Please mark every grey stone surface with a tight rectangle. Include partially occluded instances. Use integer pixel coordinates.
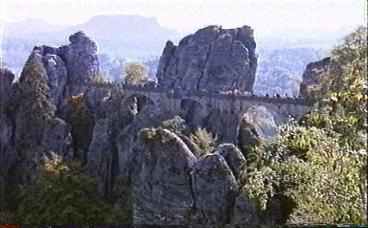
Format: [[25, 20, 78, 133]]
[[230, 193, 259, 225], [0, 67, 15, 109], [87, 118, 111, 177], [242, 106, 278, 138], [0, 115, 13, 149], [116, 104, 175, 179], [58, 31, 100, 84], [32, 31, 100, 108], [300, 57, 331, 99], [192, 153, 237, 224], [44, 118, 73, 158], [237, 106, 277, 153], [156, 25, 258, 92], [214, 143, 246, 180], [177, 133, 202, 158], [33, 46, 68, 108], [131, 128, 197, 224]]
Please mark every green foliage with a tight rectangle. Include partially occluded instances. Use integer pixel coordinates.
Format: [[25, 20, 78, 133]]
[[16, 53, 56, 148], [124, 61, 147, 85], [91, 72, 111, 84], [303, 26, 367, 149], [66, 94, 95, 162], [0, 158, 130, 225], [190, 128, 217, 155], [244, 27, 367, 224], [160, 116, 187, 134], [244, 125, 366, 224]]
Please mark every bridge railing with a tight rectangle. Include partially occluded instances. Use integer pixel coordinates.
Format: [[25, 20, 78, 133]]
[[75, 82, 312, 106]]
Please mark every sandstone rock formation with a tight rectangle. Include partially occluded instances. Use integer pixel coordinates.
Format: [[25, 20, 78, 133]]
[[132, 128, 197, 224], [116, 104, 176, 180], [299, 57, 331, 99], [230, 193, 259, 224], [214, 143, 246, 180], [192, 153, 237, 224], [44, 118, 73, 158], [33, 31, 100, 108], [0, 67, 15, 109], [59, 31, 100, 84], [156, 25, 258, 92], [0, 30, 310, 225], [0, 67, 14, 154], [33, 46, 68, 108], [242, 106, 278, 138], [237, 105, 278, 153], [87, 119, 111, 177]]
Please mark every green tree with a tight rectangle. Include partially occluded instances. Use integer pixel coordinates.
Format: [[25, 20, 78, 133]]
[[1, 158, 130, 225], [244, 27, 367, 224], [91, 72, 110, 84], [160, 116, 187, 134], [124, 61, 147, 85], [16, 52, 56, 148], [190, 128, 217, 155], [66, 94, 95, 163]]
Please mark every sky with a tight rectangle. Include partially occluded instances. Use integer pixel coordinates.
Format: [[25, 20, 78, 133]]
[[0, 0, 366, 36]]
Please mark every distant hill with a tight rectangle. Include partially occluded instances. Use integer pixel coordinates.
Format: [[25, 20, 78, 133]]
[[2, 15, 179, 74], [65, 15, 178, 58], [3, 19, 69, 38]]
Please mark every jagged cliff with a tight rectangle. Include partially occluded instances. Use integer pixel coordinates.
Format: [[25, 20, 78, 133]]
[[0, 28, 309, 225], [156, 25, 258, 92], [299, 57, 331, 99]]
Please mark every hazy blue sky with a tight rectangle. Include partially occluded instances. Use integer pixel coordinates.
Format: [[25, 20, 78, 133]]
[[1, 0, 366, 35]]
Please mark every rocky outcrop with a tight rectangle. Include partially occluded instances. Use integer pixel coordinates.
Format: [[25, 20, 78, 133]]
[[33, 31, 100, 109], [192, 153, 237, 224], [0, 116, 12, 150], [0, 68, 14, 150], [33, 46, 68, 108], [242, 106, 278, 138], [299, 57, 331, 99], [230, 193, 259, 224], [87, 119, 111, 177], [237, 105, 277, 153], [131, 128, 197, 224], [214, 143, 246, 180], [156, 25, 258, 92], [0, 67, 15, 109], [58, 31, 100, 84], [44, 118, 73, 158], [204, 108, 239, 142], [112, 104, 177, 212], [116, 105, 175, 179]]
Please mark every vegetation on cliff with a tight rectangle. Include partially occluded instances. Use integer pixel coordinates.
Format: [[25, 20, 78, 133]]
[[0, 158, 129, 224], [0, 26, 366, 226], [244, 26, 367, 224]]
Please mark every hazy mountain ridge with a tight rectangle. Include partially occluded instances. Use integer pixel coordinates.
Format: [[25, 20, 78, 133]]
[[1, 15, 179, 74]]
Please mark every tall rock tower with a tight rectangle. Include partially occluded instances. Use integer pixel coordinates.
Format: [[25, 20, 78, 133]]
[[156, 25, 258, 92]]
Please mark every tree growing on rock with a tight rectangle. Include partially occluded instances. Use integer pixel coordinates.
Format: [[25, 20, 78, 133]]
[[15, 52, 56, 148], [190, 128, 217, 155], [1, 158, 130, 224], [243, 26, 367, 224], [124, 61, 147, 85]]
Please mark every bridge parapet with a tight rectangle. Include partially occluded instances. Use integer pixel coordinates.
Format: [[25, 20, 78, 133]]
[[77, 82, 313, 116]]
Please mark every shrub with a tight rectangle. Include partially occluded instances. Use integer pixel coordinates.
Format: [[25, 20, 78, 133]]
[[160, 116, 187, 134], [190, 128, 217, 155], [0, 158, 130, 225], [124, 61, 147, 85]]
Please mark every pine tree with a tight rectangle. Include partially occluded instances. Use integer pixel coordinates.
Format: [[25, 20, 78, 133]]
[[15, 52, 56, 148]]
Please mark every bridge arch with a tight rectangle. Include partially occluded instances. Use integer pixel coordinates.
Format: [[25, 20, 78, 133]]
[[122, 94, 155, 113], [180, 98, 206, 128]]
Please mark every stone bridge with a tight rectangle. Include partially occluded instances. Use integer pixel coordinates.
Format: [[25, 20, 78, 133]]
[[83, 82, 313, 142], [119, 84, 311, 121]]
